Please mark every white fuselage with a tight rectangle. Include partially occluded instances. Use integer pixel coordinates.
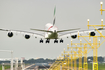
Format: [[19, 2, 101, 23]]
[[45, 23, 58, 39]]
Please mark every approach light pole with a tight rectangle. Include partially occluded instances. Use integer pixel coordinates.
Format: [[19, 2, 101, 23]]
[[100, 2, 105, 15], [0, 50, 13, 70]]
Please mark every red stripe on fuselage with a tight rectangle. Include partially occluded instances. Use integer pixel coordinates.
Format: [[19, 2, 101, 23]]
[[47, 26, 53, 34], [48, 26, 53, 31]]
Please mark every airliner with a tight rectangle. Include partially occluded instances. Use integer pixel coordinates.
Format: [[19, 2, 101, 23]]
[[0, 7, 103, 43]]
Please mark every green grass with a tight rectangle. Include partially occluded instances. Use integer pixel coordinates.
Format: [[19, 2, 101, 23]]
[[88, 63, 92, 69], [0, 65, 10, 70], [88, 63, 105, 70], [0, 65, 2, 70], [97, 63, 105, 70], [68, 63, 105, 70]]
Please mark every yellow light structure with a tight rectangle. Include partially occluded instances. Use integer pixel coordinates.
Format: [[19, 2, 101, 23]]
[[50, 41, 96, 70], [87, 19, 105, 29], [66, 45, 73, 70], [100, 2, 105, 15], [70, 39, 99, 70], [49, 48, 69, 70], [61, 46, 76, 70], [51, 58, 59, 70], [77, 19, 105, 70], [49, 56, 63, 70], [78, 48, 82, 70], [87, 19, 105, 70], [67, 52, 70, 70], [49, 18, 104, 70], [83, 44, 88, 70], [93, 37, 98, 70], [50, 20, 105, 70], [50, 36, 101, 70], [49, 2, 105, 70], [70, 50, 73, 70], [62, 48, 68, 70], [68, 43, 90, 70], [73, 51, 77, 70], [67, 44, 79, 70], [62, 49, 71, 70]]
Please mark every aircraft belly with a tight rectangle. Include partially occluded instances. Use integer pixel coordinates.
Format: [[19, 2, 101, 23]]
[[47, 33, 58, 39]]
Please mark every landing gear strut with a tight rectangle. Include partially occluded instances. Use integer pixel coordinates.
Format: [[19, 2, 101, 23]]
[[40, 39, 43, 43], [54, 39, 58, 43], [46, 39, 50, 43], [60, 39, 63, 43]]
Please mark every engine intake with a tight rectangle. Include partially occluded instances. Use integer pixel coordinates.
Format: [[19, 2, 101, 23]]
[[90, 32, 95, 36], [8, 32, 13, 37], [25, 35, 30, 39], [71, 35, 77, 39]]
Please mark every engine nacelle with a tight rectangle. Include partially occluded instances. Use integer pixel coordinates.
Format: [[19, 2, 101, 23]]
[[25, 35, 30, 39], [90, 32, 95, 36], [71, 35, 77, 39], [8, 32, 13, 37]]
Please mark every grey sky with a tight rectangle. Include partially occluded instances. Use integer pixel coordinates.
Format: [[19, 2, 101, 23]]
[[0, 0, 105, 59]]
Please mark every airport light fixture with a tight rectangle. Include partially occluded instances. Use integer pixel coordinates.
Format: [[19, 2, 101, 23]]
[[100, 2, 105, 15], [87, 19, 90, 29]]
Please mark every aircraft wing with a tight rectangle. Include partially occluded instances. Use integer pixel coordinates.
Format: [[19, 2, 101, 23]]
[[57, 28, 80, 33], [30, 28, 53, 33], [59, 28, 105, 38], [0, 28, 45, 38]]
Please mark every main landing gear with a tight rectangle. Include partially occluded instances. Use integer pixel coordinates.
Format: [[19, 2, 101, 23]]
[[54, 39, 63, 43], [60, 39, 63, 43], [40, 39, 43, 43], [39, 39, 63, 43], [40, 39, 50, 43], [54, 39, 58, 43], [46, 39, 50, 43]]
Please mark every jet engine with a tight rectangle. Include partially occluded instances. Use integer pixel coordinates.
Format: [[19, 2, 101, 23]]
[[8, 32, 13, 37], [25, 35, 30, 39], [71, 35, 77, 39], [90, 32, 95, 36]]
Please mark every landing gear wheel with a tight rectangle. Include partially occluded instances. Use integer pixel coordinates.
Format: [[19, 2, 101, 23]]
[[40, 39, 43, 43], [46, 39, 50, 43], [54, 39, 58, 43], [60, 39, 63, 43]]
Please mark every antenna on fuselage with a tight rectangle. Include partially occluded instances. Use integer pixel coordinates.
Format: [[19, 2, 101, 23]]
[[53, 6, 56, 26]]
